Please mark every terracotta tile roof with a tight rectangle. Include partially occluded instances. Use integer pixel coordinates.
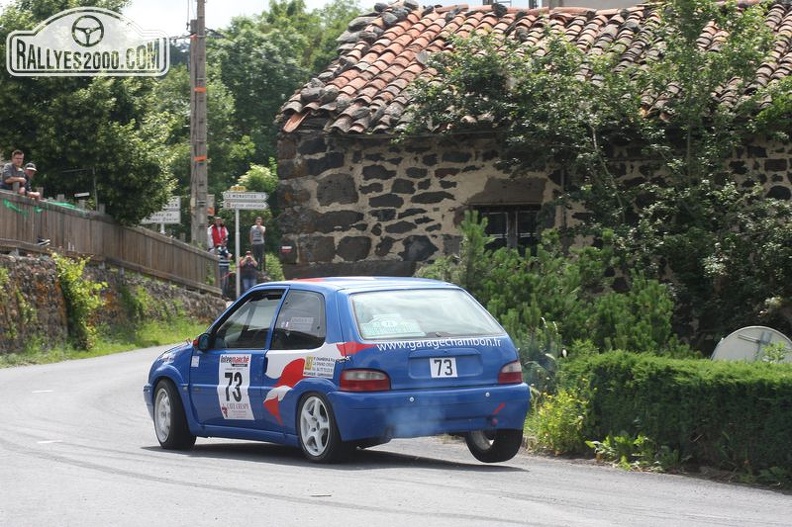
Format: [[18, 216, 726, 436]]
[[279, 0, 792, 135]]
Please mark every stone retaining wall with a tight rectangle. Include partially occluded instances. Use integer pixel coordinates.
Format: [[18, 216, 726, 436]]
[[0, 253, 227, 354]]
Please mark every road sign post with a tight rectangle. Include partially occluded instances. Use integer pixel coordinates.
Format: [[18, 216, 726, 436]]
[[222, 190, 268, 298]]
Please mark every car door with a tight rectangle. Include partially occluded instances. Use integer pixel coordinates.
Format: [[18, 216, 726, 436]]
[[259, 289, 330, 431], [189, 288, 285, 428]]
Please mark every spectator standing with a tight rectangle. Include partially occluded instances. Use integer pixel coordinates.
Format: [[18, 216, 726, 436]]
[[249, 216, 266, 271], [23, 163, 41, 201], [1, 150, 27, 194], [2, 153, 49, 245], [25, 162, 49, 246], [207, 216, 230, 259], [239, 251, 258, 294]]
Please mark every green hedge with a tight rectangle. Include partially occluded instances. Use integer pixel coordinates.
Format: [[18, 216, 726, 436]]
[[561, 352, 792, 472]]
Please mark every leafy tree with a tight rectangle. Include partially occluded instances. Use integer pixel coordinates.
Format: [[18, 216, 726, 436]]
[[0, 0, 360, 231], [405, 0, 792, 352], [146, 63, 254, 240], [209, 0, 362, 163], [0, 0, 176, 225]]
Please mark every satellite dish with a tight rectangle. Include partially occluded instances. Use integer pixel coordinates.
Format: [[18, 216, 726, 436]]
[[712, 326, 792, 363]]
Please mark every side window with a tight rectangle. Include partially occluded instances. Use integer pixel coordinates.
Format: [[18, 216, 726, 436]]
[[214, 289, 284, 349], [271, 290, 326, 350]]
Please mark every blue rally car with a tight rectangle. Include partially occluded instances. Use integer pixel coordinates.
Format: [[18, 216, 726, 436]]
[[144, 277, 530, 463]]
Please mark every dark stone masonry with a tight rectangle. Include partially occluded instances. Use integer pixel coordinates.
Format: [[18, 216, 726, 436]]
[[277, 132, 792, 279]]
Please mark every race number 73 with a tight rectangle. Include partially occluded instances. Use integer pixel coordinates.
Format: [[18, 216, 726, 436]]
[[430, 357, 457, 378], [224, 371, 243, 402]]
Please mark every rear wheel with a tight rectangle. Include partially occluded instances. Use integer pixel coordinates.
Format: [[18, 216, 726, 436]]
[[297, 393, 351, 463], [153, 380, 196, 450], [465, 429, 523, 463]]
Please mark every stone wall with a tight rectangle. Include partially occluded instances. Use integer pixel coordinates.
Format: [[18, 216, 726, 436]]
[[277, 131, 792, 278], [277, 132, 564, 278], [0, 253, 227, 354]]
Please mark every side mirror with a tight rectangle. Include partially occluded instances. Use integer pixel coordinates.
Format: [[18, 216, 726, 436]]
[[194, 333, 211, 351]]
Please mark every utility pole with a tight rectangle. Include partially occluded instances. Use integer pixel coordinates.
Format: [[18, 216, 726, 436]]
[[190, 0, 208, 247]]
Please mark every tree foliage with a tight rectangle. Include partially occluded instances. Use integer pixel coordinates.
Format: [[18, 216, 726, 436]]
[[0, 0, 360, 231], [210, 0, 362, 164], [405, 0, 792, 351], [0, 0, 176, 224], [417, 212, 688, 356]]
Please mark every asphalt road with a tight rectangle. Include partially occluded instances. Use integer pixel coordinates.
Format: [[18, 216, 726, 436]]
[[0, 345, 789, 527]]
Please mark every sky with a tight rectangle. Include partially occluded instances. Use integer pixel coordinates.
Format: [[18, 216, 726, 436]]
[[122, 0, 361, 37]]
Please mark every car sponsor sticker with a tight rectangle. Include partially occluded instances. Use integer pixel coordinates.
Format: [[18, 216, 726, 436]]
[[280, 316, 314, 333], [217, 354, 254, 420], [374, 337, 504, 351], [303, 355, 335, 378], [359, 315, 423, 338]]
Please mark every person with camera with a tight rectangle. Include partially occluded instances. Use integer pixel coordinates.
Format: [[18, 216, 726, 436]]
[[239, 251, 259, 294]]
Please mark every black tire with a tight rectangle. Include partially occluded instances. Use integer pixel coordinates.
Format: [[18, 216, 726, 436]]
[[153, 380, 196, 450], [465, 429, 523, 463], [297, 393, 352, 463]]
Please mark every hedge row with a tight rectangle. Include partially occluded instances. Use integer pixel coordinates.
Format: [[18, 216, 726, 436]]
[[560, 352, 792, 472]]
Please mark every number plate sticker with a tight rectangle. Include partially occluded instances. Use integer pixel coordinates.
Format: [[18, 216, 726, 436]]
[[217, 354, 254, 420], [430, 357, 458, 378]]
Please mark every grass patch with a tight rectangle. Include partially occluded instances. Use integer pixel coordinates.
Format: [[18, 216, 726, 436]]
[[0, 317, 208, 368]]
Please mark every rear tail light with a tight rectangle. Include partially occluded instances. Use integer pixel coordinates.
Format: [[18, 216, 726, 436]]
[[498, 360, 524, 384], [340, 369, 391, 392]]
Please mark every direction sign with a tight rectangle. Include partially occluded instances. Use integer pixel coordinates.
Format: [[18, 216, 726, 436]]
[[222, 191, 269, 210], [142, 196, 182, 224], [223, 191, 268, 201], [141, 210, 180, 224], [223, 201, 270, 210], [163, 196, 180, 210]]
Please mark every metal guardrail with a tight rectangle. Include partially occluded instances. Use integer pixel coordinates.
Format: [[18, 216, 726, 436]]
[[0, 191, 222, 295]]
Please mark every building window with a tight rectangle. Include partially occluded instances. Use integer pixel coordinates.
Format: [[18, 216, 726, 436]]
[[476, 206, 540, 255]]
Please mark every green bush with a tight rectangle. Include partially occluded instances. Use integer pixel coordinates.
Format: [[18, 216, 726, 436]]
[[561, 352, 792, 474], [516, 318, 564, 397], [526, 389, 588, 455], [417, 215, 691, 356], [118, 283, 150, 323], [53, 253, 105, 350], [264, 251, 285, 281]]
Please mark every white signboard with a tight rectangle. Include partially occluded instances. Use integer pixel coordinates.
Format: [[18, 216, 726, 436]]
[[224, 201, 269, 210], [141, 210, 179, 224], [141, 196, 181, 224], [163, 196, 180, 210], [222, 191, 268, 210]]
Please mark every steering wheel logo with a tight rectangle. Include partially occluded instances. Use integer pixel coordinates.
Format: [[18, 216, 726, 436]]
[[71, 15, 105, 47]]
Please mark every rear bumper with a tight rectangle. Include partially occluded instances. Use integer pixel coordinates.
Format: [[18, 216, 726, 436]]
[[328, 383, 530, 442]]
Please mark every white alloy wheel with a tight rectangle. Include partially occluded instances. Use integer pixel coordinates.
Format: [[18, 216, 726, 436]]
[[297, 393, 351, 463], [154, 386, 173, 444], [152, 381, 196, 450], [299, 395, 331, 456]]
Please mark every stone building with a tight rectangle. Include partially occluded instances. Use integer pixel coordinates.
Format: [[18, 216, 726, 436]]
[[275, 0, 792, 278]]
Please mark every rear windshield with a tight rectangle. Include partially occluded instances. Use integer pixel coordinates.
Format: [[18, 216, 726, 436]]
[[350, 288, 503, 340]]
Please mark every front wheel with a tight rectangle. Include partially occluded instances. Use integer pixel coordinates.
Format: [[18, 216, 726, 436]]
[[465, 429, 523, 463], [297, 393, 352, 463], [153, 380, 196, 450]]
